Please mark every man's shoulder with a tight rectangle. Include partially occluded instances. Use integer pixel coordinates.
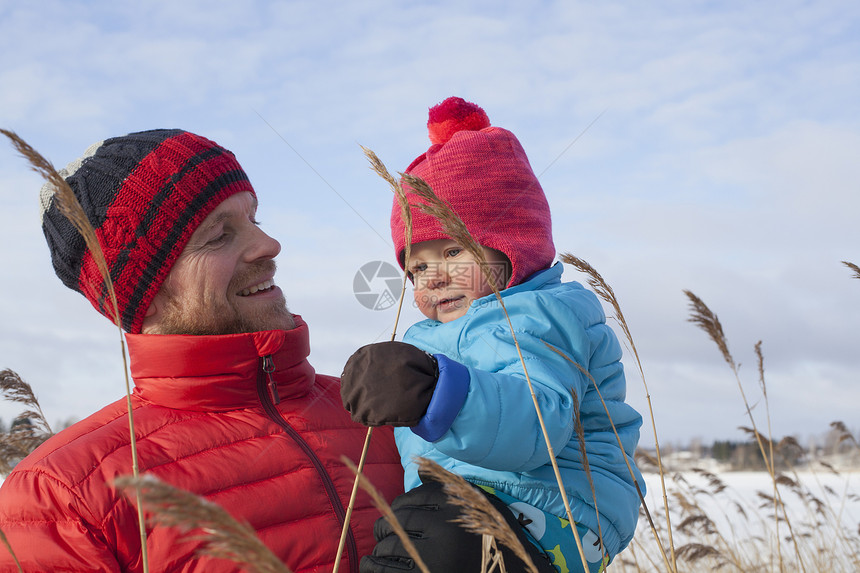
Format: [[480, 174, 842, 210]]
[[9, 396, 142, 485]]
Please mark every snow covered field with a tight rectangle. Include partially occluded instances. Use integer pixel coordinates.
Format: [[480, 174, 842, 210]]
[[1, 467, 857, 569], [643, 467, 860, 526], [619, 468, 860, 570]]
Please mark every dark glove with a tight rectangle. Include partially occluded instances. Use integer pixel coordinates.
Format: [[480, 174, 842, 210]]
[[359, 478, 556, 573], [341, 341, 439, 427]]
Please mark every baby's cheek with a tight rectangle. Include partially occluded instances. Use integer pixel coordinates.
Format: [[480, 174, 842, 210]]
[[413, 290, 434, 317]]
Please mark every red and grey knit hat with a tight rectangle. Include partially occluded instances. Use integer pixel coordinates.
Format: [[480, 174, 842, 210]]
[[391, 97, 555, 288], [39, 129, 256, 333]]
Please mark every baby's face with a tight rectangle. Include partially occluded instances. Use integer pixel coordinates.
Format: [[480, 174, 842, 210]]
[[408, 239, 510, 323]]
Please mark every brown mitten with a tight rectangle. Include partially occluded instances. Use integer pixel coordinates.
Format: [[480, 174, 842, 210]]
[[340, 341, 438, 427]]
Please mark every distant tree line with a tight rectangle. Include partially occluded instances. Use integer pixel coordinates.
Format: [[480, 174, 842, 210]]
[[638, 423, 859, 472], [708, 440, 804, 470]]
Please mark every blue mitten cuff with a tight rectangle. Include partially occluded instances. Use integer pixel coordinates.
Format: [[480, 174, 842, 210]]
[[411, 353, 470, 442]]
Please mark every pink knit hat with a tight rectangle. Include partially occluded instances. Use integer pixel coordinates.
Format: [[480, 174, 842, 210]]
[[391, 96, 555, 288]]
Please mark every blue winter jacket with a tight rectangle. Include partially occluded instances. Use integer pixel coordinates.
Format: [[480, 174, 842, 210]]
[[396, 263, 644, 558]]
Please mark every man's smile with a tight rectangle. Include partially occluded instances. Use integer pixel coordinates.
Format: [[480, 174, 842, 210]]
[[238, 278, 275, 297]]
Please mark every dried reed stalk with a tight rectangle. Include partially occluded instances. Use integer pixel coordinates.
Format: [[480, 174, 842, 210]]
[[755, 340, 781, 572], [623, 537, 657, 572], [0, 370, 47, 571], [683, 290, 806, 573], [799, 431, 860, 567], [417, 457, 538, 573], [341, 457, 431, 573], [559, 253, 677, 572], [570, 387, 601, 530], [0, 440, 35, 477], [676, 543, 722, 563], [653, 452, 860, 573], [400, 171, 591, 573], [332, 147, 417, 573], [115, 475, 290, 573], [544, 343, 672, 573], [0, 370, 53, 475], [0, 529, 22, 573], [0, 369, 52, 436], [361, 145, 414, 339], [843, 261, 860, 280], [481, 534, 508, 573], [333, 424, 372, 573], [661, 472, 747, 571], [830, 421, 858, 447], [1, 129, 149, 572]]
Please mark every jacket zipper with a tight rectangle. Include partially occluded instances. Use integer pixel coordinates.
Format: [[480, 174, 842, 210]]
[[256, 355, 358, 573], [262, 355, 280, 404]]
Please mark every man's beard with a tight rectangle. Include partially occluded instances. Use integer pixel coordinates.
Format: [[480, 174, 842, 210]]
[[153, 263, 296, 336]]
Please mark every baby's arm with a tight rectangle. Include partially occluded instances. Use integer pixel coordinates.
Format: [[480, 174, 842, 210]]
[[419, 310, 598, 472], [340, 285, 622, 473]]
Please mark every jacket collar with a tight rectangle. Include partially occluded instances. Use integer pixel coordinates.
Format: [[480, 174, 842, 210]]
[[500, 261, 563, 296], [125, 315, 316, 411]]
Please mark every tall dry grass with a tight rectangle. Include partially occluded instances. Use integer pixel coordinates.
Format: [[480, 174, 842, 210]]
[[342, 456, 432, 573], [560, 254, 676, 572], [114, 475, 292, 573], [332, 147, 421, 572], [416, 457, 539, 573], [610, 289, 860, 573], [621, 447, 860, 571], [0, 370, 52, 476], [684, 290, 804, 570]]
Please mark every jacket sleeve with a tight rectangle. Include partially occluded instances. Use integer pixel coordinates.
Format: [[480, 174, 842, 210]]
[[427, 287, 620, 473], [0, 469, 123, 571]]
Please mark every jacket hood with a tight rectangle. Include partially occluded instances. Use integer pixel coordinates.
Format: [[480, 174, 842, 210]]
[[125, 315, 316, 411]]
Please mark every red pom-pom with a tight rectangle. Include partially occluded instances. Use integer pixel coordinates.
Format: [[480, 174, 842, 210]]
[[427, 97, 491, 145]]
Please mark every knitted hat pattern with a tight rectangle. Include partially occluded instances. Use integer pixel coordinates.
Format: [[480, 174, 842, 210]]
[[39, 129, 256, 333], [391, 97, 555, 288]]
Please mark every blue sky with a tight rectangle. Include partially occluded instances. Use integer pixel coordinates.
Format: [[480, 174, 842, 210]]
[[1, 0, 858, 446]]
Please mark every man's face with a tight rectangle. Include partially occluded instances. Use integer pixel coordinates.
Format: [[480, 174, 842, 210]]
[[143, 192, 295, 335]]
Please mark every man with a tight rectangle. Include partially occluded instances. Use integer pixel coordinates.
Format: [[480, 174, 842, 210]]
[[0, 129, 403, 572]]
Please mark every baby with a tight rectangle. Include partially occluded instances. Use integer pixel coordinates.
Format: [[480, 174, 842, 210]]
[[342, 97, 643, 573]]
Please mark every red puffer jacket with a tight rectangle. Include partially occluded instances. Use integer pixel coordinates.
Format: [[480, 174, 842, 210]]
[[0, 317, 403, 572]]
